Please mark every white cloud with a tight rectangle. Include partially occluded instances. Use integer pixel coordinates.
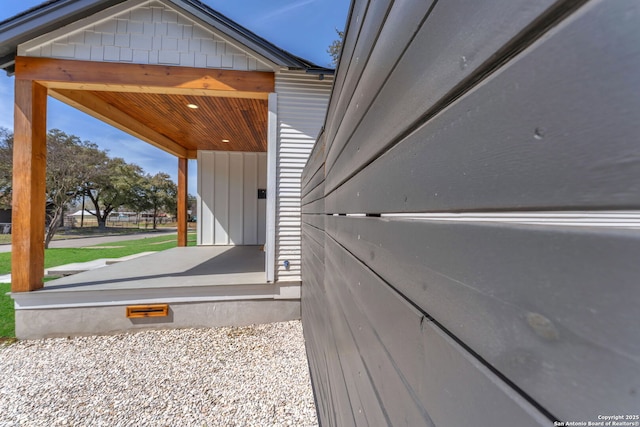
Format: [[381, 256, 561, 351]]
[[256, 0, 318, 22]]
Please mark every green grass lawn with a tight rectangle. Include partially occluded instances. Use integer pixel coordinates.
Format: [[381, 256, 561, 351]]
[[0, 232, 196, 339], [0, 283, 13, 339]]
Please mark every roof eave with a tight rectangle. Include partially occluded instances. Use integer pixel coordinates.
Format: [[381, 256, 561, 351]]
[[0, 0, 334, 75], [166, 0, 331, 71], [0, 0, 127, 73]]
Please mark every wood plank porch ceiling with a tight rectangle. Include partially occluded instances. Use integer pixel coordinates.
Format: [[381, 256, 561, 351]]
[[88, 91, 268, 152], [15, 57, 273, 158]]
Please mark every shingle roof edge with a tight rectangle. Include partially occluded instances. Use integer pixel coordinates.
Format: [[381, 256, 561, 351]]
[[0, 0, 334, 74]]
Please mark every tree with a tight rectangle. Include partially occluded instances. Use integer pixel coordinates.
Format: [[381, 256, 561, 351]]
[[84, 157, 144, 229], [0, 128, 13, 210], [45, 129, 107, 247], [327, 29, 344, 67], [139, 172, 177, 229], [187, 193, 197, 221], [0, 128, 108, 246]]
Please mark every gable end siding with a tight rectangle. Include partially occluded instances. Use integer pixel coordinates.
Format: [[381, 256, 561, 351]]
[[17, 0, 274, 71]]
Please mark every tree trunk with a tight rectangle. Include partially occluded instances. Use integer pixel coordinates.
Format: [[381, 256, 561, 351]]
[[44, 207, 64, 249], [152, 207, 158, 230], [97, 206, 115, 229], [86, 192, 105, 229]]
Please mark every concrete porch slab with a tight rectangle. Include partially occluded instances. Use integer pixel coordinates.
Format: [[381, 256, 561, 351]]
[[0, 252, 158, 283], [45, 251, 157, 276], [38, 246, 267, 292], [11, 246, 301, 339]]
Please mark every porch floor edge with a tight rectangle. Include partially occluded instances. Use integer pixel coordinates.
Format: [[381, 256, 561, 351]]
[[11, 281, 302, 310]]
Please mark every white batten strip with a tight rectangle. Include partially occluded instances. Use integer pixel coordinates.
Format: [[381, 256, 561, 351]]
[[375, 211, 640, 229]]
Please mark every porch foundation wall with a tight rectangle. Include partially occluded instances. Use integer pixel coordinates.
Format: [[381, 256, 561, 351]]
[[15, 300, 300, 339]]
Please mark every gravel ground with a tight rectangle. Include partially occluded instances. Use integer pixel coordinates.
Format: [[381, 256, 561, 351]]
[[0, 321, 318, 427]]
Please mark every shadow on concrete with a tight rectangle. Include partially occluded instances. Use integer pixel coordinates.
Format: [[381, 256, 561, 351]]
[[40, 246, 266, 291]]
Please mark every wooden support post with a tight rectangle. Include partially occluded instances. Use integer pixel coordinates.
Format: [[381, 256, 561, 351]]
[[12, 80, 47, 292], [177, 157, 188, 247]]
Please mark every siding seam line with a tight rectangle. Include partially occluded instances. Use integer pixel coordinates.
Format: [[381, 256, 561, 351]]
[[324, 0, 590, 197], [324, 230, 558, 422], [323, 0, 440, 180]]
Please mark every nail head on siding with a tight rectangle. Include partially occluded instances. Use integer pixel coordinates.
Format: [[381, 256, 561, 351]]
[[459, 55, 468, 70], [526, 312, 559, 340]]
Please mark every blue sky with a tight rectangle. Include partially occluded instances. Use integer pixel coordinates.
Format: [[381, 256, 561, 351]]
[[0, 0, 350, 194]]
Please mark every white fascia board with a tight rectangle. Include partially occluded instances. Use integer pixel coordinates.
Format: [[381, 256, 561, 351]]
[[18, 0, 147, 55], [1, 0, 123, 46]]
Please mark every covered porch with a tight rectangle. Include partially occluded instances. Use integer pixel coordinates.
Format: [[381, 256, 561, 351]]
[[11, 56, 277, 293], [12, 245, 300, 339], [2, 0, 333, 339]]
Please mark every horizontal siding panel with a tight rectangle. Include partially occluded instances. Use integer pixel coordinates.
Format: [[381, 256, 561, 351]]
[[302, 214, 325, 231], [278, 92, 335, 103], [278, 105, 331, 116], [302, 182, 324, 207], [301, 168, 324, 199], [301, 240, 323, 277], [323, 0, 370, 157], [324, 0, 560, 194], [325, 236, 548, 426], [303, 0, 640, 425], [324, 0, 432, 159], [324, 239, 433, 426], [301, 235, 324, 290], [303, 269, 351, 427], [275, 71, 332, 281], [302, 198, 325, 215], [326, 215, 640, 420], [326, 0, 640, 214], [301, 247, 323, 290], [323, 283, 390, 427], [302, 154, 323, 181], [301, 216, 328, 424], [301, 221, 324, 248], [276, 83, 335, 94]]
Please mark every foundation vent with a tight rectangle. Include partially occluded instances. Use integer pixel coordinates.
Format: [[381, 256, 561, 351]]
[[126, 304, 169, 318]]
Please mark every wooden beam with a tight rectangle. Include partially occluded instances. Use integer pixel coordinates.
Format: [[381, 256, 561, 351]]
[[177, 158, 188, 247], [12, 80, 47, 292], [14, 57, 275, 95], [43, 83, 270, 99], [50, 89, 195, 159]]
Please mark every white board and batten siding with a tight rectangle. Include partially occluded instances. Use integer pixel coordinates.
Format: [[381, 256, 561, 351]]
[[197, 151, 266, 246], [274, 70, 333, 282]]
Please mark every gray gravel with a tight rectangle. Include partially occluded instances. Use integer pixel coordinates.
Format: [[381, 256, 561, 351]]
[[0, 321, 318, 427]]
